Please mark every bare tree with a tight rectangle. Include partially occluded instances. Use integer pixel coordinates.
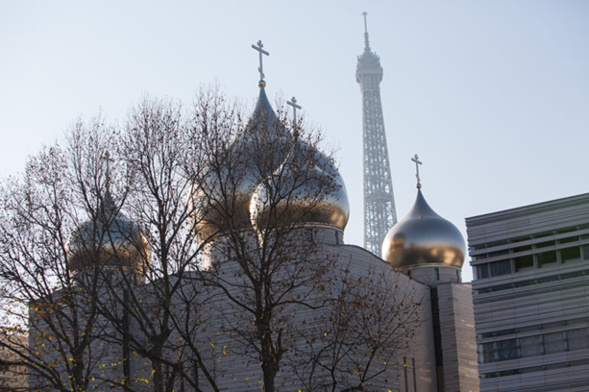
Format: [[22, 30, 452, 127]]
[[288, 264, 422, 391], [0, 88, 422, 392], [75, 97, 216, 392], [0, 121, 124, 391]]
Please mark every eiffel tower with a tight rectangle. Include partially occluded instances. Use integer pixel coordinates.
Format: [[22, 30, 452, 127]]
[[356, 12, 397, 255]]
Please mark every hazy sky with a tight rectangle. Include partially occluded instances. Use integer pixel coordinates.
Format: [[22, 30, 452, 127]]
[[1, 1, 588, 282]]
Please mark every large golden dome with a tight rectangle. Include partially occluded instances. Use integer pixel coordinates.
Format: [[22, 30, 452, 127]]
[[381, 188, 465, 270], [192, 86, 292, 244], [67, 190, 149, 275], [250, 141, 349, 232]]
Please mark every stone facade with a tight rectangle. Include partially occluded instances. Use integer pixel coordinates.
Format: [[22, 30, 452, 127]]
[[29, 224, 479, 391]]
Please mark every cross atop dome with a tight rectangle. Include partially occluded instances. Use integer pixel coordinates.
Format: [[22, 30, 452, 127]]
[[251, 40, 270, 87], [102, 151, 115, 191], [412, 154, 422, 189], [287, 96, 302, 134]]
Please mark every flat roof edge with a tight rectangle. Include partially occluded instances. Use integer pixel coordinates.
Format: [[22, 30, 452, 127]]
[[465, 192, 589, 226]]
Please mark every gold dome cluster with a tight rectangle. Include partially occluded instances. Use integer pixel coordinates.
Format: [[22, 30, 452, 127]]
[[192, 86, 349, 243]]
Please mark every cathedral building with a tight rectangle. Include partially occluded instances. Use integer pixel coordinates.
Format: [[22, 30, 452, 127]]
[[28, 43, 479, 392]]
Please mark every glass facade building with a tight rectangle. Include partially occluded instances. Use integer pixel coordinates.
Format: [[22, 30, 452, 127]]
[[467, 193, 589, 392]]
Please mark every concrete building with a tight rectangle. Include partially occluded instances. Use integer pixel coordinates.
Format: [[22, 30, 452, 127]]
[[467, 193, 589, 391]]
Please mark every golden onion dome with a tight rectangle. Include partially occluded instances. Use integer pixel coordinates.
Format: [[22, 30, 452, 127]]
[[192, 86, 292, 244], [67, 190, 149, 275], [250, 141, 349, 232], [381, 188, 465, 270]]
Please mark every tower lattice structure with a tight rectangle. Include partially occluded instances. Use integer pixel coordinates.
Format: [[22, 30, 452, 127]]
[[356, 14, 397, 255]]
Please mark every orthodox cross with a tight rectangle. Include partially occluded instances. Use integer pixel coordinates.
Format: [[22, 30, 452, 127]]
[[102, 151, 115, 190], [287, 96, 302, 128], [251, 40, 269, 86], [411, 154, 422, 188]]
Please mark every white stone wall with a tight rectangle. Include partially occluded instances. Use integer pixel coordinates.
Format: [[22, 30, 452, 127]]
[[437, 283, 480, 392], [30, 226, 480, 392]]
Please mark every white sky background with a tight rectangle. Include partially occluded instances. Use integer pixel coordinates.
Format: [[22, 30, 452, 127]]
[[1, 1, 588, 283]]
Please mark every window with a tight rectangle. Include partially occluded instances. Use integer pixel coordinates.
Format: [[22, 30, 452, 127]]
[[582, 245, 589, 260], [482, 339, 518, 363], [514, 255, 534, 272], [520, 335, 543, 357], [567, 328, 589, 351], [536, 240, 555, 249], [488, 249, 510, 257], [497, 339, 519, 361], [560, 246, 581, 263], [536, 275, 559, 284], [434, 268, 439, 281], [556, 228, 577, 235], [544, 332, 566, 354], [485, 240, 510, 248], [559, 236, 578, 244], [477, 264, 489, 279], [538, 251, 557, 267], [513, 245, 532, 253], [490, 260, 512, 276]]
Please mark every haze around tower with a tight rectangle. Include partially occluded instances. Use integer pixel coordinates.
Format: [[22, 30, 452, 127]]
[[1, 1, 588, 283]]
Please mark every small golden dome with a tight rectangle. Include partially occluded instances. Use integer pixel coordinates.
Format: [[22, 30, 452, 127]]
[[250, 142, 349, 231], [382, 188, 465, 270], [67, 191, 149, 275]]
